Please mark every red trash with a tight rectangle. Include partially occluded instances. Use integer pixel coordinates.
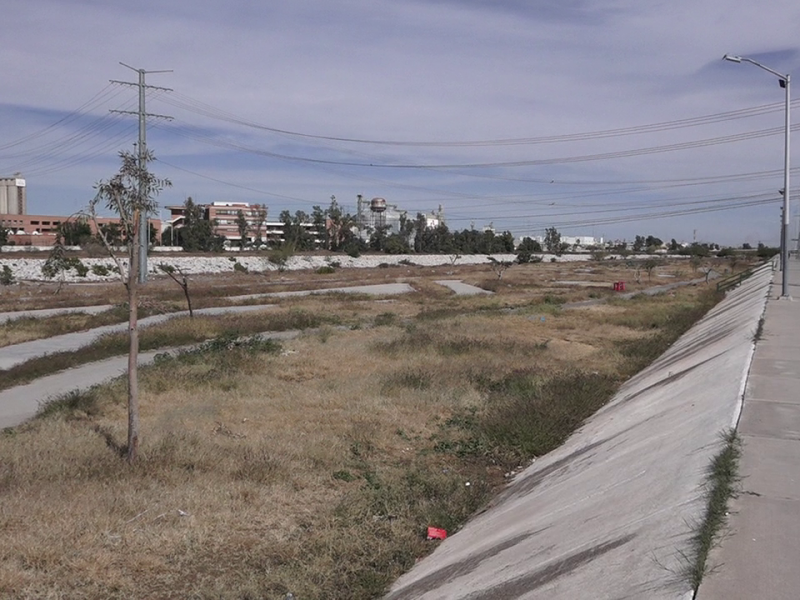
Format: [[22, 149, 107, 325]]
[[426, 527, 447, 540]]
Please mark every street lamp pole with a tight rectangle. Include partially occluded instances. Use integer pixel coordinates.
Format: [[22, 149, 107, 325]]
[[724, 54, 792, 298]]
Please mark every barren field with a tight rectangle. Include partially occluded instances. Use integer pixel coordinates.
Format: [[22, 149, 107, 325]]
[[0, 257, 745, 599]]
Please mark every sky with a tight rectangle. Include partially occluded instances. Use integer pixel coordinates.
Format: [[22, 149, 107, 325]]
[[2, 0, 800, 246]]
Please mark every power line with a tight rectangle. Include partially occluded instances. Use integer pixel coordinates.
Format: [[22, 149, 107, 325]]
[[159, 91, 798, 147], [155, 116, 796, 171]]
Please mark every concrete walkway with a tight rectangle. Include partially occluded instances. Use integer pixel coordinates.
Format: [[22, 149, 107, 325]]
[[697, 260, 800, 600]]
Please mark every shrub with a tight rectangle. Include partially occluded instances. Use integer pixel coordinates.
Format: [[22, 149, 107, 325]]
[[233, 262, 248, 273], [374, 312, 397, 326], [91, 264, 110, 277], [0, 265, 14, 285], [72, 260, 89, 278], [316, 266, 336, 274]]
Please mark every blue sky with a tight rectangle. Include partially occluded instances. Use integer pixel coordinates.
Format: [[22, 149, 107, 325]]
[[2, 0, 800, 245]]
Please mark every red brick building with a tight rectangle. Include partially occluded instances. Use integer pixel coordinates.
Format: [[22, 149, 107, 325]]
[[0, 213, 161, 247]]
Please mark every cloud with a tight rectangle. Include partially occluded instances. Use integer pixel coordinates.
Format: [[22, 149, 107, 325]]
[[1, 0, 799, 245]]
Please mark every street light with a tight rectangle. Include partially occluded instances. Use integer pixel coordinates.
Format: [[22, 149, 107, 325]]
[[723, 54, 792, 298]]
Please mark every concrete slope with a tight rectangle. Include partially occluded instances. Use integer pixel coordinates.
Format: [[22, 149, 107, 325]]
[[386, 264, 772, 600]]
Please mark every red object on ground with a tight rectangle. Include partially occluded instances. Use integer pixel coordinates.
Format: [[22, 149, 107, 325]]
[[426, 527, 447, 540], [613, 281, 626, 291]]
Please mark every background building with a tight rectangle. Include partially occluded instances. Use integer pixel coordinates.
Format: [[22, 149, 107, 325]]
[[0, 177, 27, 215], [166, 201, 268, 245], [0, 213, 161, 246]]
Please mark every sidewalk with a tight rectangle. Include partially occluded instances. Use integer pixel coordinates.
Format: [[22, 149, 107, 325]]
[[697, 259, 800, 600]]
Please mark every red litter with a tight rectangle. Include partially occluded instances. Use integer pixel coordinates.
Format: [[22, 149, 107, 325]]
[[426, 527, 447, 540]]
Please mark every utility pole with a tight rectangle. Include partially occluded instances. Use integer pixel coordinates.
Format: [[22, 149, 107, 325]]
[[111, 63, 172, 283], [357, 194, 364, 238]]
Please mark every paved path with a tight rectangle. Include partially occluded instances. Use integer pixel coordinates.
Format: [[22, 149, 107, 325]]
[[434, 280, 493, 295], [0, 305, 116, 324], [0, 330, 302, 429], [386, 263, 772, 600], [0, 304, 278, 371], [227, 282, 415, 301], [0, 283, 416, 371], [697, 260, 800, 600]]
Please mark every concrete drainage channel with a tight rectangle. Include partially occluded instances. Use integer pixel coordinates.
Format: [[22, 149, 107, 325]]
[[384, 262, 773, 600]]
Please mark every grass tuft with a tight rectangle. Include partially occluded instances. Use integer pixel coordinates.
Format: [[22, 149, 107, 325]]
[[37, 388, 102, 420], [685, 429, 742, 589]]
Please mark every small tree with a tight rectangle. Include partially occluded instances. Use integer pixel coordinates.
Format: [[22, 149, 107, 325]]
[[0, 223, 9, 246], [42, 235, 71, 293], [89, 149, 170, 463], [252, 203, 267, 247], [181, 197, 224, 252], [57, 218, 92, 246], [0, 265, 13, 285], [544, 227, 561, 254], [159, 263, 193, 317], [516, 237, 542, 264], [488, 256, 513, 279], [235, 210, 249, 250], [643, 258, 659, 280]]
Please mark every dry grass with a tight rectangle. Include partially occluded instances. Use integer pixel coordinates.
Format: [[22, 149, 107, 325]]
[[0, 259, 726, 599]]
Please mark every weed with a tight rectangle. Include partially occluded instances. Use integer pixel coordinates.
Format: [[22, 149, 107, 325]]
[[374, 311, 397, 326], [37, 388, 102, 419], [333, 469, 357, 482], [318, 326, 334, 343], [543, 294, 565, 305], [73, 260, 89, 278], [316, 265, 336, 274], [479, 369, 620, 463], [684, 430, 742, 589], [753, 316, 765, 342], [382, 368, 433, 392], [0, 265, 14, 285]]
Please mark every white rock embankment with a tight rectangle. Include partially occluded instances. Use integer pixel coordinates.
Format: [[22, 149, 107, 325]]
[[0, 252, 605, 283]]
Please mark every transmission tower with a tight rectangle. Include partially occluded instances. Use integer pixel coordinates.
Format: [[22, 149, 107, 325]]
[[111, 62, 172, 283]]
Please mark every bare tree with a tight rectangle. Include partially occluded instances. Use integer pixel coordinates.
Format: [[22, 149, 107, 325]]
[[252, 203, 267, 247], [159, 263, 193, 317], [88, 149, 170, 463], [488, 256, 513, 279]]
